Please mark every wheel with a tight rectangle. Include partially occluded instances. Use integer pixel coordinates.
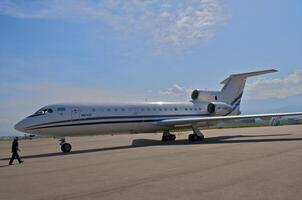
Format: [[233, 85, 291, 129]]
[[162, 134, 170, 141], [199, 135, 205, 141], [171, 134, 176, 141], [192, 134, 199, 141], [188, 134, 204, 141], [61, 143, 72, 153], [162, 134, 175, 141]]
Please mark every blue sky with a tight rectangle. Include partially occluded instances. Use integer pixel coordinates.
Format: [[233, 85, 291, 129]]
[[0, 0, 302, 136]]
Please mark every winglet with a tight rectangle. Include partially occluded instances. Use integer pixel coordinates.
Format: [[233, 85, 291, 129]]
[[221, 69, 278, 84]]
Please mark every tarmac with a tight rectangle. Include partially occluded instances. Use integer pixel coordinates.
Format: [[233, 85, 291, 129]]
[[1, 125, 302, 200]]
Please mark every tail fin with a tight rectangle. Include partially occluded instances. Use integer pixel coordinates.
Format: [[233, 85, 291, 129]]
[[220, 69, 277, 106], [190, 69, 277, 114]]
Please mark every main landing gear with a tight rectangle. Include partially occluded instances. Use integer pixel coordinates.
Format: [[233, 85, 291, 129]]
[[161, 127, 205, 142], [188, 126, 205, 142], [59, 138, 72, 153], [162, 130, 176, 141]]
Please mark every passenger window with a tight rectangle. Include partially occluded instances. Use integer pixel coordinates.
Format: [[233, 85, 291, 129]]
[[57, 107, 66, 111]]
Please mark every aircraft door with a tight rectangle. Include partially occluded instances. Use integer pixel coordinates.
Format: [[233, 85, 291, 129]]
[[71, 107, 81, 120]]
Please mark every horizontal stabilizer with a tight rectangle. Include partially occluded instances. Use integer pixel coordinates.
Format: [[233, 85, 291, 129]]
[[221, 69, 278, 84]]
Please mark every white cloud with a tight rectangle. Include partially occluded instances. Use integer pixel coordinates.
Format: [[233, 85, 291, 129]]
[[159, 70, 302, 101], [0, 0, 226, 51], [159, 84, 192, 100], [245, 69, 302, 100]]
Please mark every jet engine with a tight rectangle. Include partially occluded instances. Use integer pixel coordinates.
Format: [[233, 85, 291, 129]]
[[207, 102, 233, 115], [191, 89, 221, 102]]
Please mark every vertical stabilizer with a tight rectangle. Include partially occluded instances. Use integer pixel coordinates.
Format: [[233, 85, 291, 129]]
[[220, 69, 277, 106]]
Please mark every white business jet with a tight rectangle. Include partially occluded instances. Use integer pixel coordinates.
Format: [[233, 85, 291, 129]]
[[14, 69, 302, 152]]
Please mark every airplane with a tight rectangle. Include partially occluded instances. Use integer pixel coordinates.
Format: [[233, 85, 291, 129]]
[[14, 69, 302, 152]]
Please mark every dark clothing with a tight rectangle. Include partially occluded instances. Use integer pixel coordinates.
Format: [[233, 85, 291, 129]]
[[11, 140, 19, 153], [9, 152, 22, 164], [9, 139, 23, 165]]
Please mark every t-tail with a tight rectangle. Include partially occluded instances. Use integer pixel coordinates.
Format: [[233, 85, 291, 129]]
[[191, 69, 278, 115]]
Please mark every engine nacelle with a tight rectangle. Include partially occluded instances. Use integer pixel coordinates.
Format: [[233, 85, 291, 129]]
[[191, 89, 221, 102], [207, 102, 233, 115]]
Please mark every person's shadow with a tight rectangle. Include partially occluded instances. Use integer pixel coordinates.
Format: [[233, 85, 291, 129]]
[[0, 133, 300, 161]]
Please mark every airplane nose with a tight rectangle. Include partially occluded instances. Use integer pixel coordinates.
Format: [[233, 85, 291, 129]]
[[14, 119, 26, 132]]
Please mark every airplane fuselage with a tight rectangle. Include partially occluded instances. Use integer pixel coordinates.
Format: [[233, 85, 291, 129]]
[[15, 101, 233, 137]]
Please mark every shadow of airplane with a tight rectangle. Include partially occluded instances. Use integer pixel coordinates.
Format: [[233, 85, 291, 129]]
[[0, 133, 300, 161]]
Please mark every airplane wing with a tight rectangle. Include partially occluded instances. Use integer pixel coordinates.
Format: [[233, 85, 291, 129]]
[[156, 112, 302, 127]]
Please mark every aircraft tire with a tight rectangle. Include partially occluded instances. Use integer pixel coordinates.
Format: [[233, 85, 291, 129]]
[[192, 134, 199, 141], [199, 135, 205, 141], [189, 134, 203, 141], [61, 143, 72, 153], [171, 134, 176, 141], [162, 135, 168, 141], [162, 134, 176, 141]]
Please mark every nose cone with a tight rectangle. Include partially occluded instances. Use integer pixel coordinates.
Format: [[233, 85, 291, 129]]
[[14, 119, 27, 132]]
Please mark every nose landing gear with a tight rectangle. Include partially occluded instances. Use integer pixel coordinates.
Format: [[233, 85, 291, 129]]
[[59, 138, 72, 153]]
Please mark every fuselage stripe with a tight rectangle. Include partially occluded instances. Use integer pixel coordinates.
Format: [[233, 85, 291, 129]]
[[25, 119, 163, 131], [26, 114, 211, 131], [230, 93, 243, 106]]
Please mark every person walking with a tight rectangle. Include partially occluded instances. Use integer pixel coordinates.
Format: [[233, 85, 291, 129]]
[[9, 137, 23, 165]]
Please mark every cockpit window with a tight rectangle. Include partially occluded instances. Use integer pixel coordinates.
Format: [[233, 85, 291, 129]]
[[33, 108, 53, 116], [28, 108, 54, 118]]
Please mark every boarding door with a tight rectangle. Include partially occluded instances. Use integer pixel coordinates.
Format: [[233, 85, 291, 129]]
[[71, 107, 81, 121]]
